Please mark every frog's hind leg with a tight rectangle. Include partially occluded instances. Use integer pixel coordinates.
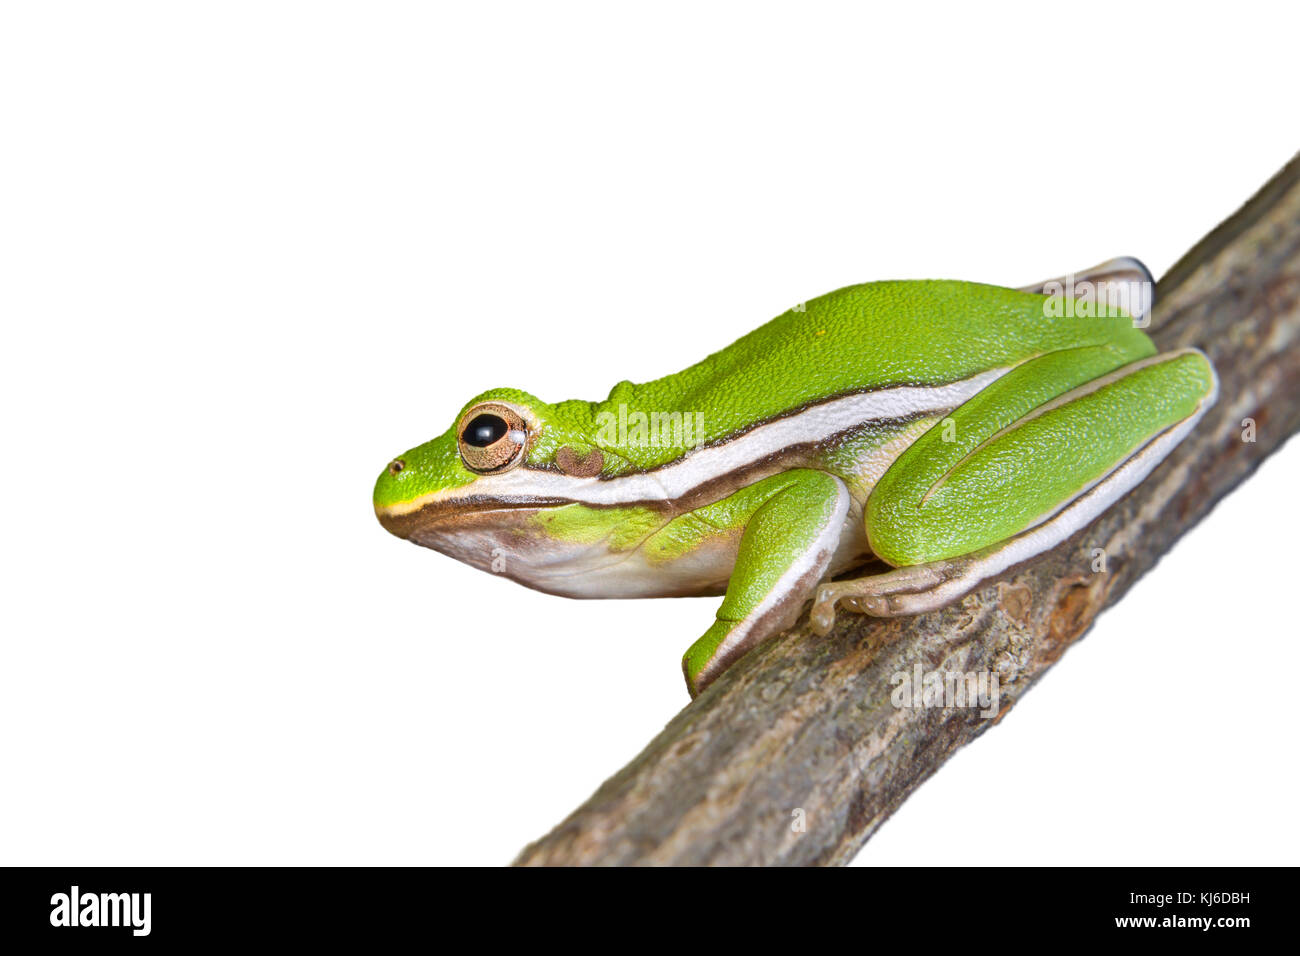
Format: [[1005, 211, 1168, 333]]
[[810, 348, 1217, 635], [1019, 256, 1155, 325]]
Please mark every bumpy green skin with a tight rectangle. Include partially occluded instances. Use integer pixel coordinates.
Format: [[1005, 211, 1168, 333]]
[[374, 278, 1217, 696], [868, 346, 1212, 563], [375, 280, 1155, 506]]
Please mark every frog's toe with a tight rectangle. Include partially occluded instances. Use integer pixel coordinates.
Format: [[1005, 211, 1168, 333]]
[[809, 593, 838, 636], [809, 563, 970, 630], [810, 582, 886, 634]]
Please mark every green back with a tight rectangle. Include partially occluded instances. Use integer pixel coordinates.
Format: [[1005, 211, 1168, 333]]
[[375, 279, 1154, 507], [596, 280, 1151, 468]]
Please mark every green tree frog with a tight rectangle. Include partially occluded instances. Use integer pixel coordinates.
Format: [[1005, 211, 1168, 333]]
[[374, 259, 1217, 697]]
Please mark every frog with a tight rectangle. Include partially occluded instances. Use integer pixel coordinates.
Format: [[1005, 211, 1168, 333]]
[[374, 258, 1216, 697]]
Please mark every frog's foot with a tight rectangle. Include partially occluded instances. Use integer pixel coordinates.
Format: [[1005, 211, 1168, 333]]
[[808, 558, 974, 635]]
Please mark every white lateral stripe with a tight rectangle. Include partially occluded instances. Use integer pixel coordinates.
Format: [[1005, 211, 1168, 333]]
[[428, 369, 1012, 510]]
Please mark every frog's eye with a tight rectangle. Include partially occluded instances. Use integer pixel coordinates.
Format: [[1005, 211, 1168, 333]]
[[457, 402, 531, 474]]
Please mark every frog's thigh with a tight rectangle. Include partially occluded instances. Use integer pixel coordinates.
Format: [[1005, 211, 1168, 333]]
[[812, 349, 1217, 629], [682, 469, 849, 697]]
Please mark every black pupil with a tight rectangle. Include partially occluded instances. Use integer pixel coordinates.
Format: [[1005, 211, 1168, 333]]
[[463, 414, 509, 448]]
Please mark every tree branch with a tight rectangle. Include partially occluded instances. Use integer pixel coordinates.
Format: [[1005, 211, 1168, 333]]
[[514, 153, 1300, 866]]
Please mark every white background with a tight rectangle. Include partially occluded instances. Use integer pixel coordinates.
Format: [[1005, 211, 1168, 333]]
[[2, 3, 1297, 867]]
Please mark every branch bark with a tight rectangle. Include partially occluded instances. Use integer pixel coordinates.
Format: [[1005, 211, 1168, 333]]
[[514, 154, 1300, 866]]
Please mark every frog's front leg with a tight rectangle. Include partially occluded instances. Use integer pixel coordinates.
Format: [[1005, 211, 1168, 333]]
[[682, 469, 850, 697], [811, 347, 1218, 634]]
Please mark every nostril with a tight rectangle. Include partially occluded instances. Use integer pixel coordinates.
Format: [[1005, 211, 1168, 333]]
[[388, 459, 405, 476]]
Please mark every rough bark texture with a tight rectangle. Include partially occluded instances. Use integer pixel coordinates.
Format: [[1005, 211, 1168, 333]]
[[515, 154, 1300, 867]]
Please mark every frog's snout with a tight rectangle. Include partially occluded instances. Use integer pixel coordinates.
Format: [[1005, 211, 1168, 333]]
[[373, 462, 411, 539]]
